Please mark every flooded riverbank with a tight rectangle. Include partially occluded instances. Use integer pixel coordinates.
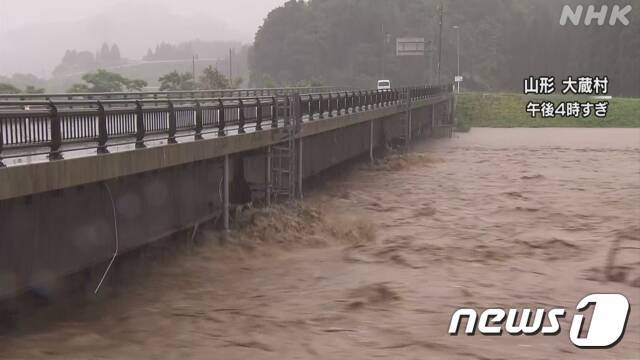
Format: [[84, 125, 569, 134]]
[[1, 128, 639, 359]]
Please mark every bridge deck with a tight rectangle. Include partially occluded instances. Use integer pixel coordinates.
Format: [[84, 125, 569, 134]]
[[0, 93, 452, 201]]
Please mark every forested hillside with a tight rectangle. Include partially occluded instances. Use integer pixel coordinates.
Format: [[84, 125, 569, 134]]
[[249, 0, 639, 96]]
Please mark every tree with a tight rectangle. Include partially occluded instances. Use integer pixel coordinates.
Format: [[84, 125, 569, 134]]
[[53, 49, 96, 77], [2, 73, 46, 91], [158, 71, 196, 91], [230, 77, 243, 89], [0, 83, 45, 94], [24, 85, 45, 94], [67, 83, 90, 93], [249, 0, 640, 96], [99, 43, 110, 61], [96, 43, 122, 66], [110, 44, 121, 63], [127, 79, 147, 92], [0, 83, 21, 94], [67, 69, 147, 93], [199, 65, 230, 89]]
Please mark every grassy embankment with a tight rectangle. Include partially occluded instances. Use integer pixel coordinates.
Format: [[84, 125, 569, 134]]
[[455, 92, 640, 131]]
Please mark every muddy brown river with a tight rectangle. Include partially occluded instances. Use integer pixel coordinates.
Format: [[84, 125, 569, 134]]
[[1, 128, 639, 359]]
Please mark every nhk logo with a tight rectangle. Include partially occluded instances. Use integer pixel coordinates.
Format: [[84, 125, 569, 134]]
[[449, 294, 630, 348], [560, 4, 632, 26]]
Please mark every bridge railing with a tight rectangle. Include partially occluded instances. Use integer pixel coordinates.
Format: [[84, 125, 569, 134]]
[[0, 84, 453, 166], [0, 86, 352, 102]]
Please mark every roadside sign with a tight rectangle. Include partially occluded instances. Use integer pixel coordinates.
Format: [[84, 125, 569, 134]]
[[455, 75, 463, 82], [396, 37, 425, 56]]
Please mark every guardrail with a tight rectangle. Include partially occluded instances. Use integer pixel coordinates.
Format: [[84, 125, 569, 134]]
[[0, 86, 351, 102], [0, 84, 453, 166]]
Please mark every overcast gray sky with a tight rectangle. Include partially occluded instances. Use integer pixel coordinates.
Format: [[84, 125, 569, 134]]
[[0, 0, 284, 36], [0, 0, 286, 76]]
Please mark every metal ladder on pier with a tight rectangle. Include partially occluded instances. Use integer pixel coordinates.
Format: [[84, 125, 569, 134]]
[[397, 89, 412, 152], [269, 94, 302, 202]]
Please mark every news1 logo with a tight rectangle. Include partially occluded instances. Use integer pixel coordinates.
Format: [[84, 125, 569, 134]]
[[560, 5, 632, 26], [449, 294, 630, 348]]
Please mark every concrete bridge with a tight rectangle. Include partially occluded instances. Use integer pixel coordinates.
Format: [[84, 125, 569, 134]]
[[0, 84, 455, 298]]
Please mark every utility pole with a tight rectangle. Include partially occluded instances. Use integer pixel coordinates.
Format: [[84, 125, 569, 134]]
[[381, 24, 385, 78], [229, 48, 233, 84], [192, 54, 198, 83], [437, 3, 444, 85], [453, 25, 460, 93]]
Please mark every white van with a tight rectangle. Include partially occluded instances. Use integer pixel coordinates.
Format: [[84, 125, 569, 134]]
[[377, 80, 391, 91]]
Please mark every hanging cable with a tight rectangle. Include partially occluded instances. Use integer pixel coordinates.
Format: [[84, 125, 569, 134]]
[[94, 182, 119, 294], [218, 175, 224, 203]]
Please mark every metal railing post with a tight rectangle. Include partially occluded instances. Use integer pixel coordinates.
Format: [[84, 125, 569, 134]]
[[0, 118, 4, 167], [167, 100, 177, 144], [97, 101, 109, 154], [48, 101, 63, 160], [135, 100, 146, 148], [307, 95, 314, 119], [283, 96, 290, 127], [238, 99, 246, 134], [352, 91, 356, 112], [255, 98, 263, 130], [218, 98, 226, 136], [328, 93, 333, 117], [345, 91, 350, 113], [194, 100, 203, 140], [353, 91, 358, 112], [344, 92, 349, 113], [318, 94, 324, 119], [271, 97, 278, 128]]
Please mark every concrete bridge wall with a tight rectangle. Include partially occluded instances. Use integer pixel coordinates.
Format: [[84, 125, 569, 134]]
[[0, 97, 451, 298]]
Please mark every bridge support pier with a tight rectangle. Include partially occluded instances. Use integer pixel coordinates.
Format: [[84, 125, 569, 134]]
[[266, 146, 272, 207], [432, 103, 436, 129], [298, 138, 303, 199], [406, 108, 412, 153], [223, 154, 229, 231], [369, 120, 374, 166]]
